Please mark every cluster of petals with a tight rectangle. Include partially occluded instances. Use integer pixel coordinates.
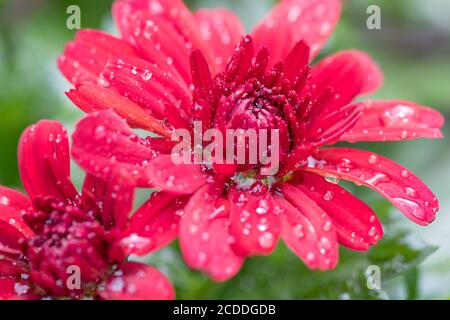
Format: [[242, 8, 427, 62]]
[[0, 121, 174, 299], [29, 0, 445, 283]]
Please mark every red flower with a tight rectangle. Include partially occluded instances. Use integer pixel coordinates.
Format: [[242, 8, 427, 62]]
[[0, 121, 174, 300], [59, 0, 444, 280]]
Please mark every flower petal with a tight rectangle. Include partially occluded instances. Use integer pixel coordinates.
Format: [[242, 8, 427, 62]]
[[102, 57, 192, 129], [228, 189, 281, 256], [277, 184, 339, 270], [340, 100, 445, 142], [102, 171, 136, 230], [116, 192, 187, 256], [18, 120, 78, 204], [251, 0, 342, 65], [58, 29, 139, 85], [180, 185, 244, 281], [292, 172, 383, 250], [0, 277, 18, 300], [194, 8, 244, 71], [304, 148, 439, 225], [72, 110, 158, 187], [305, 50, 383, 116], [66, 84, 173, 137], [0, 206, 34, 255], [113, 0, 215, 75], [0, 188, 33, 254], [99, 262, 174, 300], [146, 155, 208, 195]]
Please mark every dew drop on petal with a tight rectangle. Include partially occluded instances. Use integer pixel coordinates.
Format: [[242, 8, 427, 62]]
[[401, 170, 410, 178], [405, 187, 418, 198], [258, 232, 274, 249], [323, 191, 334, 201], [322, 221, 332, 232]]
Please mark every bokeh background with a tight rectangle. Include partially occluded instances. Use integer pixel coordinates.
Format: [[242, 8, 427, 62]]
[[0, 0, 449, 299]]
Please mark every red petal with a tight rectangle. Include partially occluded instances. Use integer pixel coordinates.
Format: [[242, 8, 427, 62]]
[[146, 155, 207, 195], [0, 255, 27, 277], [18, 120, 78, 203], [0, 277, 18, 300], [117, 192, 187, 256], [102, 171, 136, 230], [113, 0, 215, 75], [278, 184, 339, 270], [194, 8, 244, 71], [66, 84, 173, 137], [102, 57, 192, 127], [0, 206, 34, 255], [180, 185, 244, 281], [58, 29, 139, 85], [99, 262, 174, 300], [228, 189, 281, 256], [304, 148, 439, 225], [251, 0, 342, 65], [0, 186, 32, 213], [340, 100, 445, 142], [292, 172, 383, 250], [72, 110, 157, 187], [0, 188, 33, 255], [304, 50, 383, 120]]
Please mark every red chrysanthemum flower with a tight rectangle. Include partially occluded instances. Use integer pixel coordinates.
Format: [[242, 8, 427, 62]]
[[59, 0, 444, 280], [0, 121, 174, 299]]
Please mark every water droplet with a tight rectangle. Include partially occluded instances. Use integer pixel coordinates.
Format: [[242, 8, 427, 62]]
[[401, 170, 409, 178], [368, 226, 377, 237], [405, 187, 418, 198], [323, 191, 334, 201], [0, 196, 10, 205], [141, 70, 152, 81], [306, 252, 315, 262], [368, 154, 378, 165], [322, 221, 332, 232], [293, 224, 304, 239], [258, 232, 274, 249]]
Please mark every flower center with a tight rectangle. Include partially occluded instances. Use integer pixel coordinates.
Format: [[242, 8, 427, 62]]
[[21, 198, 114, 298]]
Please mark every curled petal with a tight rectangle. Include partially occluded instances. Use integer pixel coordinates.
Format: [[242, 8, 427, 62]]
[[180, 185, 244, 281], [251, 0, 342, 65], [99, 262, 174, 300], [18, 120, 78, 204], [102, 57, 192, 128], [304, 148, 439, 225], [66, 84, 173, 137], [72, 110, 157, 187], [117, 192, 187, 256], [228, 189, 281, 256], [194, 8, 244, 71], [305, 50, 384, 118], [146, 155, 207, 195], [293, 172, 383, 250], [341, 100, 445, 142], [58, 29, 139, 85], [278, 184, 339, 270]]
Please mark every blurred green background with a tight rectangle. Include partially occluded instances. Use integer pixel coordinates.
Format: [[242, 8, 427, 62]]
[[0, 0, 449, 299]]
